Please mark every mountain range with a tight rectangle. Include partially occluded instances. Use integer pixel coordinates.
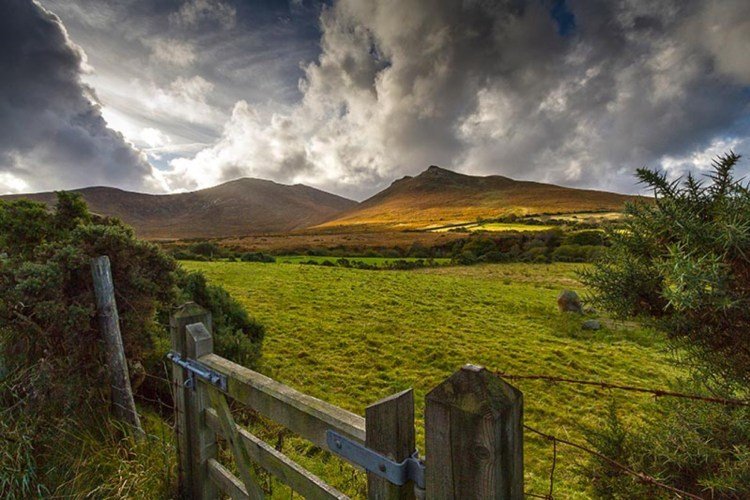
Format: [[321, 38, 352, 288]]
[[1, 178, 355, 239], [2, 166, 640, 238]]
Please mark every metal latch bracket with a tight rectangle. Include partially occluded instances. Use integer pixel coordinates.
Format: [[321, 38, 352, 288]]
[[326, 430, 425, 489], [167, 351, 227, 391]]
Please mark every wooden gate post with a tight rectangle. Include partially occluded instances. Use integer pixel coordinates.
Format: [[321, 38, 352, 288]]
[[366, 389, 416, 500], [185, 322, 219, 499], [91, 255, 144, 439], [171, 303, 216, 499], [425, 365, 523, 499]]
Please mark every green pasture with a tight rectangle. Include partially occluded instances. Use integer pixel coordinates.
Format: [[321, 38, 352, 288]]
[[182, 261, 679, 498], [429, 222, 554, 232]]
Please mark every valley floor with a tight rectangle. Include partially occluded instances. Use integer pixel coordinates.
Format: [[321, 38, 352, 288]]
[[183, 261, 679, 498]]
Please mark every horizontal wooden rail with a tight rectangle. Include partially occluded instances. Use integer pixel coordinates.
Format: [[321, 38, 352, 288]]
[[207, 458, 248, 500], [200, 353, 366, 450], [206, 408, 349, 499]]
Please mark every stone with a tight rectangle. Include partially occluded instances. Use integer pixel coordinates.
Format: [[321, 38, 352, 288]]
[[582, 319, 601, 330], [557, 289, 583, 313]]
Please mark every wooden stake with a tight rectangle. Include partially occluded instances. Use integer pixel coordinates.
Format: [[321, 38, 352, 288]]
[[91, 255, 144, 439]]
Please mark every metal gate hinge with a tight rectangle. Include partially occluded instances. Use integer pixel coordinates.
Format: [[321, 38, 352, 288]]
[[167, 352, 227, 391], [326, 430, 425, 489]]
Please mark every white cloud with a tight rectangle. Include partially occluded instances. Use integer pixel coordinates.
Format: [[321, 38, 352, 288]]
[[0, 171, 29, 194], [133, 75, 224, 127], [170, 0, 236, 30], [147, 38, 196, 67], [660, 137, 749, 180]]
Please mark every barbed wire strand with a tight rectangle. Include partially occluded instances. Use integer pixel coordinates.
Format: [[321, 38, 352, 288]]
[[494, 371, 749, 406], [548, 438, 556, 500], [523, 424, 703, 500]]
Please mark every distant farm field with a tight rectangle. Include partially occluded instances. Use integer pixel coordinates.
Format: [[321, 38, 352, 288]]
[[428, 221, 556, 232], [182, 261, 679, 498]]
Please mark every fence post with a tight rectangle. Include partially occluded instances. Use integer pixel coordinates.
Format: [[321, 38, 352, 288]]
[[425, 365, 523, 499], [366, 389, 416, 500], [171, 303, 213, 498], [185, 322, 219, 499], [90, 255, 144, 439]]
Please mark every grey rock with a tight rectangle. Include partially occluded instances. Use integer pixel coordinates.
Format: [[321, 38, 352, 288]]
[[557, 289, 583, 313], [582, 319, 601, 330]]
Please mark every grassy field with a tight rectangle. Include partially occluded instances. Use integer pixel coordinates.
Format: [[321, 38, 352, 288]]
[[182, 261, 679, 498], [428, 221, 555, 232]]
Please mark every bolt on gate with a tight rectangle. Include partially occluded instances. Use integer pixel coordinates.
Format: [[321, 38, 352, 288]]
[[169, 303, 524, 499]]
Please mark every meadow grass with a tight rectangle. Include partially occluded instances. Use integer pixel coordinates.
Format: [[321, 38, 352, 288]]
[[182, 261, 679, 498], [429, 221, 554, 232]]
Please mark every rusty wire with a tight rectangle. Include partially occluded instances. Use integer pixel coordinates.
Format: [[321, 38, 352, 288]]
[[524, 424, 704, 500], [494, 371, 749, 406]]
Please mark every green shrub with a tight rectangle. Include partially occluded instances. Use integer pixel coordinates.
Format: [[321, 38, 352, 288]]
[[520, 246, 549, 263], [0, 193, 263, 496], [583, 397, 750, 499], [582, 152, 750, 385], [552, 244, 602, 262], [565, 229, 606, 246], [580, 152, 750, 497], [240, 252, 275, 263], [189, 241, 223, 258], [175, 272, 264, 368]]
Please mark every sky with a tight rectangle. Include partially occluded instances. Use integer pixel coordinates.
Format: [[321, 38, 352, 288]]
[[1, 0, 750, 200]]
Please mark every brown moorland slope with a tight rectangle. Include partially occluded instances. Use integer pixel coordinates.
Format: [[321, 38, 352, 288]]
[[315, 165, 641, 231], [1, 178, 356, 239]]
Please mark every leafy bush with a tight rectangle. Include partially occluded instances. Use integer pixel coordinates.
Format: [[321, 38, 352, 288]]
[[520, 246, 549, 263], [565, 229, 606, 246], [189, 241, 223, 258], [0, 193, 263, 495], [580, 153, 750, 497], [176, 272, 263, 367], [582, 152, 750, 385], [239, 252, 275, 263], [583, 397, 750, 499], [552, 244, 602, 263]]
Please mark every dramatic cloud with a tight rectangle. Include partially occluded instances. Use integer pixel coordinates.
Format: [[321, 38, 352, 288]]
[[5, 0, 750, 198], [37, 0, 322, 173], [0, 0, 159, 194], [170, 0, 237, 30], [166, 0, 750, 198]]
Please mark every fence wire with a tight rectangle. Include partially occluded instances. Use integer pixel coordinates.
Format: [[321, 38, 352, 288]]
[[494, 370, 750, 406]]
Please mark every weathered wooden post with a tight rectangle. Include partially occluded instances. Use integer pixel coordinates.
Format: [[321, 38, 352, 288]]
[[185, 322, 219, 499], [171, 303, 215, 499], [366, 389, 416, 500], [425, 365, 523, 499], [90, 255, 144, 439]]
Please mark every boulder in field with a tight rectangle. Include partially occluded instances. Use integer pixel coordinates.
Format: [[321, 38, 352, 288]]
[[557, 290, 583, 313], [582, 319, 601, 330]]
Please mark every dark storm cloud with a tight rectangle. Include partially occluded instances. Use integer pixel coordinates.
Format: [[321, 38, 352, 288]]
[[0, 0, 158, 193]]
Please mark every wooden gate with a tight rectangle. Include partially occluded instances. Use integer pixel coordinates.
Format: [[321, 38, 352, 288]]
[[170, 303, 524, 499]]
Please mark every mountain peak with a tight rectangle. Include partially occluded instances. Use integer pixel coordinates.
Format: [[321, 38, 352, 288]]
[[423, 165, 453, 175]]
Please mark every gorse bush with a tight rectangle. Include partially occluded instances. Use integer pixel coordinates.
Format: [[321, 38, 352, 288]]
[[0, 192, 263, 495], [176, 271, 263, 367], [582, 152, 750, 385], [583, 397, 750, 499], [581, 152, 750, 498]]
